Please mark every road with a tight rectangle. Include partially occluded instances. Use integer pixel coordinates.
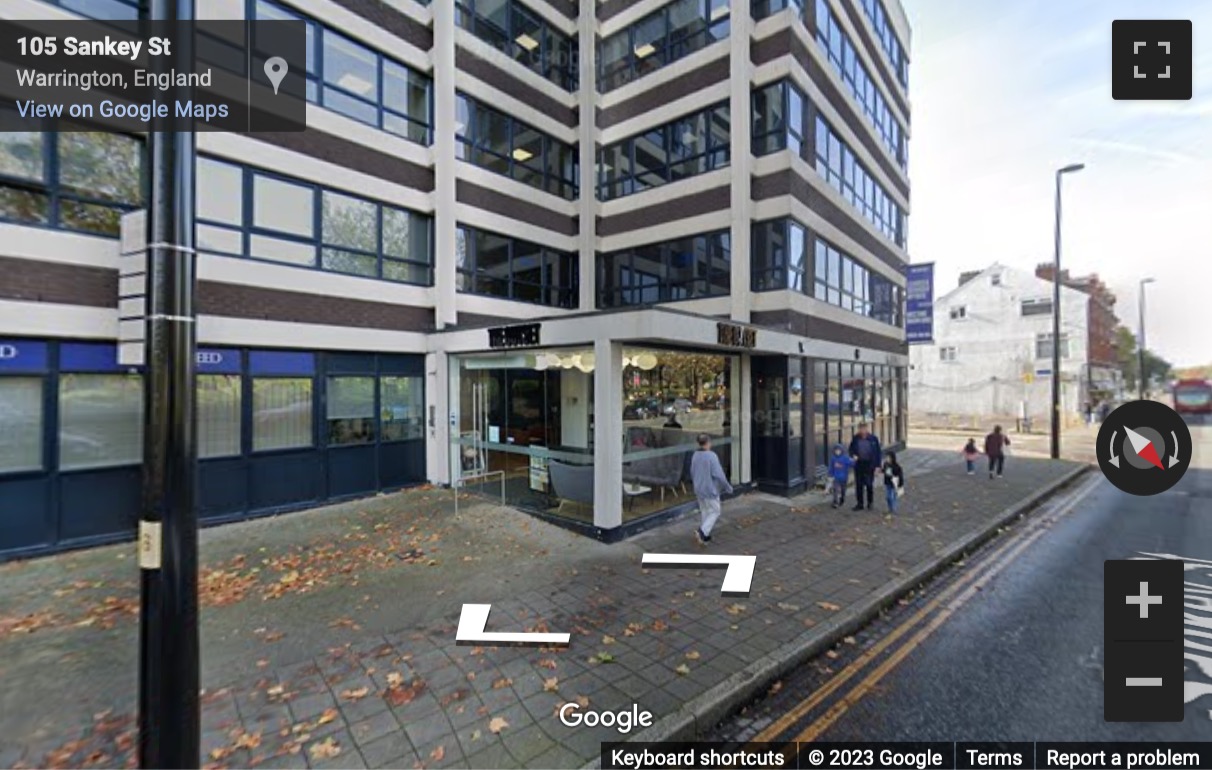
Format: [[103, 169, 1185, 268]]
[[713, 416, 1212, 743]]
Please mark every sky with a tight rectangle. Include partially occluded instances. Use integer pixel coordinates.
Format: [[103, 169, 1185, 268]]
[[902, 0, 1212, 366]]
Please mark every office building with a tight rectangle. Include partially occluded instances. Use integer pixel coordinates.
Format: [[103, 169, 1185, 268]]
[[0, 0, 911, 557]]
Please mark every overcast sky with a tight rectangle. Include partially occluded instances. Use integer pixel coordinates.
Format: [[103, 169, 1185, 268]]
[[903, 0, 1211, 366]]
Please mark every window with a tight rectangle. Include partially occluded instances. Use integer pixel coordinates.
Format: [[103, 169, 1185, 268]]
[[598, 0, 729, 92], [1021, 298, 1053, 316], [814, 115, 905, 246], [949, 306, 967, 320], [598, 231, 730, 307], [381, 376, 424, 441], [815, 0, 905, 166], [0, 378, 43, 473], [197, 157, 434, 285], [0, 127, 143, 237], [198, 375, 241, 459], [456, 94, 578, 199], [327, 376, 376, 445], [253, 378, 313, 452], [256, 0, 432, 143], [1035, 334, 1070, 360], [456, 0, 577, 90], [990, 273, 1002, 286], [598, 102, 729, 200], [752, 0, 802, 19], [858, 0, 908, 90], [45, 0, 141, 20], [939, 346, 957, 362], [59, 374, 143, 470], [458, 225, 577, 308]]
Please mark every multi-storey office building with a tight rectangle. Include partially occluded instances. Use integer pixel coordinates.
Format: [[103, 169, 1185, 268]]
[[0, 0, 911, 557]]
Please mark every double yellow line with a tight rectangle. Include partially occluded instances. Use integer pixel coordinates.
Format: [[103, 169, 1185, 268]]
[[752, 473, 1098, 744]]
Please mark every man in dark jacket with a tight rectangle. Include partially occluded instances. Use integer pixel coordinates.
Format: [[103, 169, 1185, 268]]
[[848, 422, 882, 510], [984, 424, 1010, 479]]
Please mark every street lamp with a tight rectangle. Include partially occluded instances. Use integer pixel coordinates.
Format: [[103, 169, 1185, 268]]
[[1138, 277, 1156, 400], [1050, 162, 1085, 460]]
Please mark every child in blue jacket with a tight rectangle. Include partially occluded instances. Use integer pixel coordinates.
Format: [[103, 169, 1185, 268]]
[[828, 443, 854, 508]]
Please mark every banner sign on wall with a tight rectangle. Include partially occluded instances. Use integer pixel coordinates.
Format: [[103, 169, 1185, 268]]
[[905, 263, 936, 344]]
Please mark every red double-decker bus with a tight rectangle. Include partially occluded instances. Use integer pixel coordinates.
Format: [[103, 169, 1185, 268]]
[[1173, 378, 1212, 415]]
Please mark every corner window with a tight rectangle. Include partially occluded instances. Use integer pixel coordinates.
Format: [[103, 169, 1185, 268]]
[[457, 225, 577, 308], [598, 230, 730, 307], [598, 102, 729, 201], [598, 0, 730, 92], [457, 94, 578, 200], [457, 0, 577, 90]]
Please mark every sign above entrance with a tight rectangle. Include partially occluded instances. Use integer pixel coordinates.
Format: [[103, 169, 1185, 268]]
[[716, 322, 756, 349], [488, 323, 541, 349]]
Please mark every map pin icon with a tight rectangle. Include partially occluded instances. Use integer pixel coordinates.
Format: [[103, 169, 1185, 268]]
[[264, 56, 288, 95]]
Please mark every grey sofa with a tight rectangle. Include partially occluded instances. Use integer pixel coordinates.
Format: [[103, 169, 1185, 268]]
[[548, 460, 594, 512]]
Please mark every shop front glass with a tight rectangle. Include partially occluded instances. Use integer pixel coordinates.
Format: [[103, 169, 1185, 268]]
[[812, 360, 906, 469], [621, 347, 737, 521], [453, 348, 596, 523]]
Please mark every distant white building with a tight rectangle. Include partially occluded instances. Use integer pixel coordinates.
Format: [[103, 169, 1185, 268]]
[[909, 264, 1123, 426]]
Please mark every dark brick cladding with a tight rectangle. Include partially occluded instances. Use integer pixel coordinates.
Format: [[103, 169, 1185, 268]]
[[0, 257, 434, 332], [752, 309, 906, 354]]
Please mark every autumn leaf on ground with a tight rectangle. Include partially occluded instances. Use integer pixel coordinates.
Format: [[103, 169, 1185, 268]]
[[541, 676, 560, 692], [767, 681, 783, 696], [575, 694, 590, 708], [825, 650, 839, 659], [776, 602, 800, 612], [725, 603, 746, 615], [537, 658, 558, 669], [386, 671, 404, 688], [209, 747, 232, 761], [817, 601, 842, 612], [317, 708, 338, 725], [430, 745, 446, 762], [488, 716, 509, 734], [233, 730, 262, 750], [384, 678, 427, 707], [308, 737, 341, 760], [685, 650, 701, 660], [651, 619, 668, 632], [674, 664, 691, 676], [340, 686, 370, 701], [843, 636, 857, 645], [592, 651, 615, 664]]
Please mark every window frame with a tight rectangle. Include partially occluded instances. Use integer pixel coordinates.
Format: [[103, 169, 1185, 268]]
[[457, 225, 578, 308], [255, 0, 433, 144], [598, 101, 729, 201], [597, 0, 730, 93], [196, 156, 434, 286], [597, 230, 731, 308], [456, 0, 577, 91], [456, 93, 578, 200]]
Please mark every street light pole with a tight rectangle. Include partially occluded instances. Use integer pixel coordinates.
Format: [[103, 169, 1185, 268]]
[[138, 0, 200, 766], [1138, 277, 1155, 400], [1050, 163, 1084, 460]]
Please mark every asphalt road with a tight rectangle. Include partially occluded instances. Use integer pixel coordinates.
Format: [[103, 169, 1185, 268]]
[[714, 415, 1212, 743]]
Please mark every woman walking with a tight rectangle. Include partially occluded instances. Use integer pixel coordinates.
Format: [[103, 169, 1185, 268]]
[[984, 425, 1010, 479]]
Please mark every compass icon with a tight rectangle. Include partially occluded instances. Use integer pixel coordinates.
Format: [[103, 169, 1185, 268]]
[[1097, 400, 1192, 496]]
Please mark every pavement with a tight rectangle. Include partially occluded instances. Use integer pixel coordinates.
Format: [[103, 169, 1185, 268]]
[[0, 448, 1084, 770], [713, 417, 1212, 743]]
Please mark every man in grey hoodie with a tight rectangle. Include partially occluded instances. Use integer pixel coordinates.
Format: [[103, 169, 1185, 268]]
[[691, 433, 733, 544]]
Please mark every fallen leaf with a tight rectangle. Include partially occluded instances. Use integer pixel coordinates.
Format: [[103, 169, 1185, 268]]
[[767, 681, 783, 696], [386, 671, 404, 688], [675, 664, 691, 676], [543, 677, 559, 692], [685, 650, 701, 660], [317, 708, 338, 725], [430, 745, 446, 762], [592, 651, 615, 664], [234, 730, 262, 750], [488, 717, 509, 734], [308, 737, 341, 760], [575, 694, 590, 708], [725, 603, 746, 615], [340, 686, 370, 701], [602, 635, 616, 645], [843, 636, 856, 645], [825, 650, 839, 659], [817, 601, 842, 612], [491, 677, 513, 690]]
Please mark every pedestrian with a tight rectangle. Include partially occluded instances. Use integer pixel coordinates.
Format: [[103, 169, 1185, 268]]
[[984, 424, 1010, 479], [961, 438, 981, 475], [847, 421, 882, 510], [882, 451, 905, 513], [691, 433, 733, 545], [828, 443, 854, 508]]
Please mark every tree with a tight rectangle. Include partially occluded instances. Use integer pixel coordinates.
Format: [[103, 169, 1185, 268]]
[[1114, 325, 1173, 392]]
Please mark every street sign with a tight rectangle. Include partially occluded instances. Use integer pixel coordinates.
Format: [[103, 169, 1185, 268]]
[[117, 210, 147, 366], [905, 263, 935, 344]]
